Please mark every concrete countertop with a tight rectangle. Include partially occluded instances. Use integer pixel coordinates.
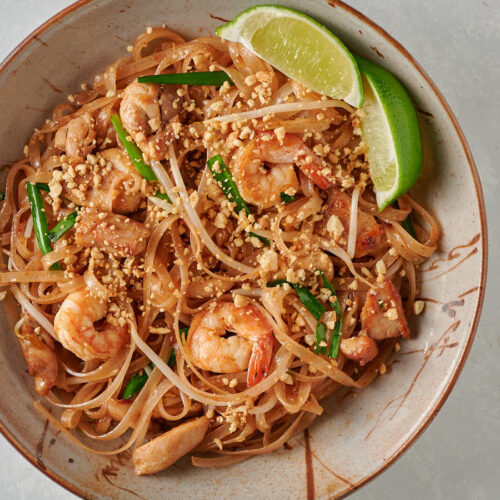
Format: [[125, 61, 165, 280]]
[[0, 1, 498, 499]]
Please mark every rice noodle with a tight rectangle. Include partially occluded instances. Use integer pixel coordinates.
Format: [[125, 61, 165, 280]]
[[347, 186, 360, 258]]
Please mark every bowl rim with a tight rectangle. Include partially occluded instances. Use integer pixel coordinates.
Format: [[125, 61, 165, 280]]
[[0, 0, 488, 499]]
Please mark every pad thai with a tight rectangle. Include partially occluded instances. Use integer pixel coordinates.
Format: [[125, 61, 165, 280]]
[[0, 24, 439, 474]]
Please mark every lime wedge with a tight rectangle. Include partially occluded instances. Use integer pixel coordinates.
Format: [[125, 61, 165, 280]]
[[355, 56, 422, 210], [215, 5, 363, 107]]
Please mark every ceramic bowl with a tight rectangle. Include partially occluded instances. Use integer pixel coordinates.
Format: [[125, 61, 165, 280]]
[[0, 0, 487, 498]]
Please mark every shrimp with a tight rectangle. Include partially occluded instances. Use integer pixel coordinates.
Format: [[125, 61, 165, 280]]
[[54, 288, 129, 361], [340, 336, 378, 366], [58, 148, 142, 213], [361, 278, 410, 340], [323, 187, 386, 258], [16, 319, 58, 395], [54, 113, 96, 158], [119, 81, 172, 160], [231, 131, 332, 208], [187, 301, 274, 387], [75, 208, 150, 256]]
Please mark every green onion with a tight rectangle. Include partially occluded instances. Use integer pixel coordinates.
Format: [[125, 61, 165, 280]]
[[180, 327, 189, 340], [207, 154, 250, 215], [48, 211, 78, 243], [35, 182, 50, 193], [122, 362, 154, 399], [26, 183, 61, 271], [110, 114, 157, 181], [249, 231, 270, 247], [280, 192, 295, 204], [395, 201, 416, 238], [122, 371, 148, 399], [155, 191, 171, 203], [0, 191, 4, 201], [266, 279, 325, 321], [318, 270, 342, 359], [138, 71, 234, 86], [314, 322, 328, 355]]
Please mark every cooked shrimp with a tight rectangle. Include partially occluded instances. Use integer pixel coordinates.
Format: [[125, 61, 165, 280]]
[[16, 320, 58, 395], [323, 187, 386, 258], [119, 81, 171, 160], [75, 208, 150, 256], [54, 114, 96, 158], [361, 278, 410, 340], [231, 131, 331, 208], [58, 148, 142, 213], [340, 336, 378, 366], [187, 301, 274, 386], [54, 288, 129, 361], [133, 416, 209, 475]]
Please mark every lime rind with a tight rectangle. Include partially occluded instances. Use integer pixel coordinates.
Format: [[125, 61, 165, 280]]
[[215, 4, 363, 107], [355, 55, 422, 210]]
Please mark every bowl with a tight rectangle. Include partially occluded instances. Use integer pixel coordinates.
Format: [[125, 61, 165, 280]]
[[0, 0, 487, 498]]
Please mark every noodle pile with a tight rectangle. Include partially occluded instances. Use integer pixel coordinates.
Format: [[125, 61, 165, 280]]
[[0, 26, 439, 471]]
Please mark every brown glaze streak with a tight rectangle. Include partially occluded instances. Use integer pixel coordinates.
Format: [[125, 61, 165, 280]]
[[421, 233, 480, 273], [33, 35, 48, 47], [209, 13, 230, 23], [419, 296, 465, 318], [365, 320, 461, 441], [370, 45, 384, 58], [35, 418, 49, 469], [0, 2, 487, 500], [41, 76, 63, 93], [416, 107, 434, 118], [304, 429, 315, 500]]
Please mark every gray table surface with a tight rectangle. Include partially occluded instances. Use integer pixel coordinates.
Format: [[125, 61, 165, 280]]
[[1, 1, 498, 499]]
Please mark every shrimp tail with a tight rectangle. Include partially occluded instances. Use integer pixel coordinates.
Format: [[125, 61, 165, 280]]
[[247, 335, 274, 387]]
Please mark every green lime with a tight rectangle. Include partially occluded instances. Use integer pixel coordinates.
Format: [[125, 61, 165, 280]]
[[355, 56, 422, 210], [215, 5, 363, 107]]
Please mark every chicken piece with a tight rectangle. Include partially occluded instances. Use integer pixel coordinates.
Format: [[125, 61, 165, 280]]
[[75, 208, 150, 256], [17, 322, 58, 395], [361, 278, 410, 340], [132, 416, 210, 475], [323, 187, 386, 258], [340, 336, 378, 366], [54, 114, 96, 159], [57, 148, 142, 214]]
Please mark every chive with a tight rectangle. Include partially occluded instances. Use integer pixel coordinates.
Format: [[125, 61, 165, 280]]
[[249, 231, 270, 246], [35, 182, 50, 193], [266, 279, 326, 321], [110, 114, 157, 181], [0, 192, 4, 201], [155, 191, 171, 203], [138, 71, 234, 86], [122, 371, 148, 399], [180, 327, 189, 340], [207, 154, 250, 215], [314, 322, 328, 355], [395, 201, 416, 238], [280, 192, 295, 203], [26, 183, 61, 270], [48, 211, 78, 242], [318, 270, 342, 359], [168, 349, 176, 367]]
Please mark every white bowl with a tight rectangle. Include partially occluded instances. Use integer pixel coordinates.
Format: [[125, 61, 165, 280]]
[[0, 1, 487, 498]]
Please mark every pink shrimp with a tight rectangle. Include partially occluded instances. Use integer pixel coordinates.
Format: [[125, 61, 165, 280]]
[[187, 301, 274, 387], [231, 131, 332, 208]]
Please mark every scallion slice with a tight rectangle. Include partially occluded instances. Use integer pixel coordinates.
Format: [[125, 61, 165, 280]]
[[207, 154, 250, 215], [122, 371, 148, 399], [138, 71, 234, 86], [249, 231, 270, 246], [26, 183, 61, 271], [0, 191, 4, 201], [318, 270, 342, 359], [280, 192, 295, 203], [110, 114, 157, 181], [48, 211, 78, 242]]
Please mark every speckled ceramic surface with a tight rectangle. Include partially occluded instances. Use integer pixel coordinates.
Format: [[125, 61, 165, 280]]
[[0, 1, 487, 499]]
